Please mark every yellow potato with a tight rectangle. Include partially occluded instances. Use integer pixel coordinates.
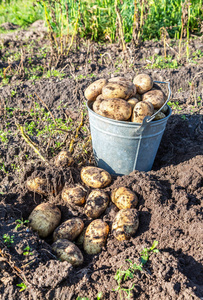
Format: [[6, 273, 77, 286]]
[[142, 89, 165, 109], [111, 187, 138, 210], [99, 98, 132, 121], [131, 101, 154, 123], [85, 79, 108, 101], [62, 185, 86, 206], [27, 176, 48, 196], [28, 203, 61, 238], [102, 82, 136, 100], [81, 166, 111, 188], [133, 74, 153, 94], [52, 239, 83, 266], [127, 98, 139, 109], [112, 208, 139, 241], [54, 150, 74, 167], [53, 218, 84, 242], [75, 227, 87, 246], [92, 94, 105, 116], [153, 111, 166, 121], [83, 219, 109, 254], [85, 189, 109, 219]]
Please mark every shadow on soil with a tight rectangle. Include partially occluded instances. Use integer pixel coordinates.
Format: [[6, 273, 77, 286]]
[[153, 114, 203, 170]]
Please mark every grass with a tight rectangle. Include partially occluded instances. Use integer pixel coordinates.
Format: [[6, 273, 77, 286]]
[[0, 0, 202, 42], [0, 0, 43, 28]]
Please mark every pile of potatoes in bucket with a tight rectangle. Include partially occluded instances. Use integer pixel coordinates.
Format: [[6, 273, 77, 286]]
[[27, 160, 139, 267], [85, 74, 168, 122]]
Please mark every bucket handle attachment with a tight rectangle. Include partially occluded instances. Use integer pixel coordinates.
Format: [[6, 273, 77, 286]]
[[134, 81, 171, 135]]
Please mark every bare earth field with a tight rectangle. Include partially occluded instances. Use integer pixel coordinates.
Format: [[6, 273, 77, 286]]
[[0, 23, 202, 300]]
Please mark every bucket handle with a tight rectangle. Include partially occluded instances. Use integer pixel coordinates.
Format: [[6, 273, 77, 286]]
[[134, 80, 171, 135]]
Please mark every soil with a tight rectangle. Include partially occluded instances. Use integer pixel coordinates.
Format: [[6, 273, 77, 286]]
[[0, 23, 203, 300]]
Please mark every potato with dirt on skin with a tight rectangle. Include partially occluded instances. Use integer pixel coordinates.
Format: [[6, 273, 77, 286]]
[[28, 203, 61, 238], [85, 79, 108, 101], [75, 227, 87, 246], [52, 239, 83, 266], [81, 166, 111, 188], [153, 111, 166, 121], [131, 101, 154, 123], [133, 74, 153, 94], [111, 187, 138, 210], [83, 219, 109, 254], [92, 94, 105, 116], [62, 185, 86, 206], [85, 189, 109, 219], [161, 105, 168, 114], [54, 150, 74, 167], [112, 208, 139, 241], [102, 81, 136, 100], [53, 218, 84, 242], [99, 98, 132, 121], [27, 176, 48, 196], [127, 98, 139, 109], [142, 89, 165, 109]]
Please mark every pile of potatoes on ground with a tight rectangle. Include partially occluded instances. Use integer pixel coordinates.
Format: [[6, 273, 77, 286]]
[[27, 153, 139, 266], [85, 74, 169, 122]]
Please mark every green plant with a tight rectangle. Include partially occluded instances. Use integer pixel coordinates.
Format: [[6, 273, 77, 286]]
[[15, 218, 29, 231], [23, 246, 33, 256], [113, 241, 159, 299], [3, 234, 14, 247], [16, 282, 27, 292]]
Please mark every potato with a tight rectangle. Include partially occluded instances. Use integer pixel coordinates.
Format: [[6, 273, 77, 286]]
[[83, 219, 109, 254], [75, 227, 87, 246], [153, 111, 166, 121], [85, 190, 109, 219], [111, 187, 138, 210], [161, 105, 168, 114], [85, 79, 108, 101], [52, 239, 83, 266], [27, 176, 48, 196], [131, 101, 154, 123], [27, 171, 63, 196], [142, 89, 165, 109], [133, 74, 153, 94], [28, 203, 61, 238], [81, 166, 111, 188], [53, 218, 84, 242], [112, 209, 139, 241], [102, 82, 136, 100], [92, 94, 105, 116], [54, 150, 74, 167], [99, 98, 132, 121], [62, 185, 86, 206], [127, 98, 139, 109]]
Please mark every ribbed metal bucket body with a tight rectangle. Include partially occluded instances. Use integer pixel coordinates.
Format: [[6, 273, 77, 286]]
[[87, 102, 172, 175]]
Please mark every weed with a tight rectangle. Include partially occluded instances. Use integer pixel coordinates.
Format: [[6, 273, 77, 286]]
[[3, 234, 14, 247], [168, 101, 182, 112], [15, 218, 29, 231], [146, 55, 179, 69], [16, 282, 27, 292], [23, 246, 33, 256], [113, 241, 159, 300]]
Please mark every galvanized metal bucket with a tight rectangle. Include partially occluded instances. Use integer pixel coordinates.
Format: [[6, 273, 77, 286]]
[[87, 81, 172, 175]]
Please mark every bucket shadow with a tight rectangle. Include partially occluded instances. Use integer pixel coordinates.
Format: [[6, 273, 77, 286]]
[[153, 114, 203, 170]]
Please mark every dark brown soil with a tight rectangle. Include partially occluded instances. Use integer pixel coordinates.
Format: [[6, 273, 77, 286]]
[[0, 25, 202, 300]]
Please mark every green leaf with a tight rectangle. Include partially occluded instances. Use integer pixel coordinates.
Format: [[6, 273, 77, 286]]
[[149, 240, 159, 251]]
